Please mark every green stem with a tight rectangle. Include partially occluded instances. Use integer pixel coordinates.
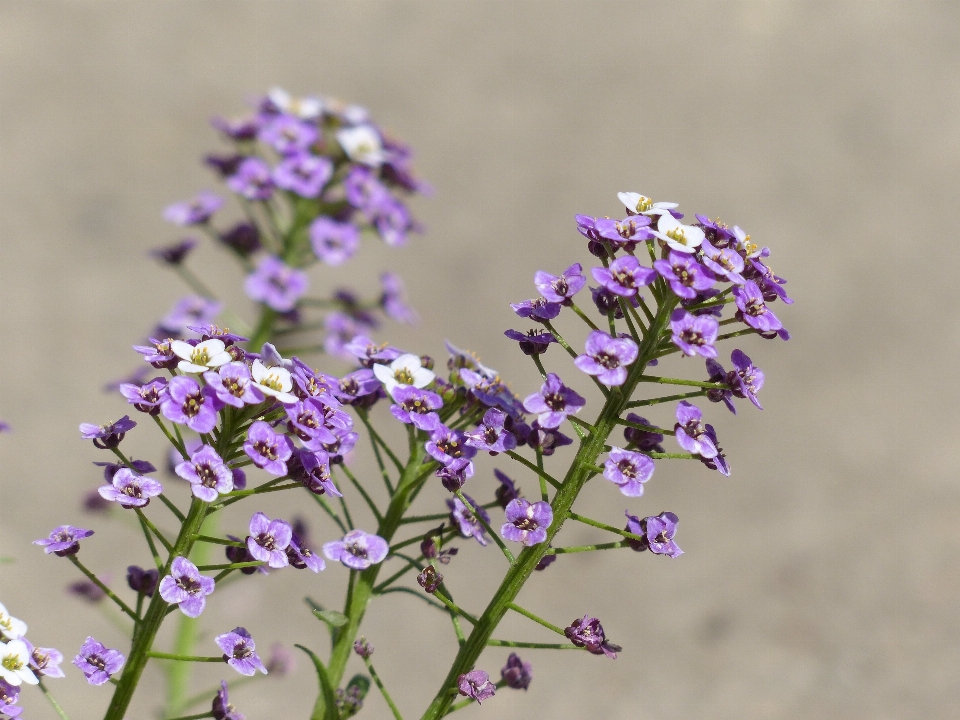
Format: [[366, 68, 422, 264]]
[[196, 561, 266, 571], [625, 389, 706, 408], [363, 656, 405, 720], [568, 301, 600, 331], [504, 450, 561, 489], [374, 586, 448, 613], [638, 376, 725, 389], [136, 510, 165, 569], [38, 678, 71, 720], [247, 306, 278, 350], [337, 464, 383, 523], [357, 410, 405, 474], [506, 602, 566, 636], [174, 266, 217, 300], [454, 490, 514, 564], [67, 556, 138, 621], [486, 640, 579, 649], [567, 511, 645, 544], [616, 418, 675, 436], [165, 713, 214, 720], [148, 652, 223, 662], [551, 541, 626, 554], [433, 590, 479, 625], [135, 509, 174, 552]]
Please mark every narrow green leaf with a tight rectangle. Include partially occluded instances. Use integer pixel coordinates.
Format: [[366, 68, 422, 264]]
[[313, 609, 349, 628], [295, 644, 339, 720]]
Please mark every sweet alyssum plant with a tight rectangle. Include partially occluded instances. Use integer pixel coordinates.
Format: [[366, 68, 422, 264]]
[[0, 88, 792, 720]]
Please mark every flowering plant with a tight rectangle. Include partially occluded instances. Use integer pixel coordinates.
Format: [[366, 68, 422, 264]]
[[2, 88, 792, 720]]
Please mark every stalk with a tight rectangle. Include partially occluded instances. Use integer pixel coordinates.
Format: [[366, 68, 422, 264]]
[[418, 295, 678, 720]]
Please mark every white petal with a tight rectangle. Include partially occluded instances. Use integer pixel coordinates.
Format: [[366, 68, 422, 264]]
[[170, 340, 197, 362], [373, 364, 394, 384], [268, 87, 292, 109], [196, 339, 226, 356], [653, 201, 679, 210], [251, 360, 267, 383], [390, 354, 422, 372], [617, 191, 641, 210], [0, 666, 21, 686], [207, 351, 233, 367], [269, 367, 293, 392], [16, 665, 38, 685], [177, 360, 209, 374], [410, 368, 436, 388]]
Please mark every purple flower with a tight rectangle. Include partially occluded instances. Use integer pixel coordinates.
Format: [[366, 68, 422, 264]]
[[119, 377, 168, 415], [159, 296, 223, 336], [34, 525, 93, 556], [390, 386, 444, 432], [284, 398, 341, 449], [574, 331, 638, 387], [436, 459, 475, 492], [309, 217, 360, 266], [126, 565, 159, 597], [653, 251, 715, 300], [224, 535, 263, 576], [447, 495, 490, 546], [344, 166, 389, 214], [151, 238, 197, 266], [161, 376, 220, 434], [625, 510, 683, 557], [215, 628, 267, 676], [373, 197, 416, 247], [322, 529, 389, 570], [457, 670, 496, 704], [522, 373, 586, 430], [501, 498, 552, 546], [695, 214, 736, 247], [380, 272, 418, 324], [730, 349, 764, 409], [622, 413, 665, 452], [25, 642, 64, 679], [494, 469, 520, 508], [426, 426, 477, 467], [732, 281, 783, 333], [212, 114, 260, 140], [591, 256, 656, 297], [175, 445, 234, 502], [669, 309, 719, 358], [243, 421, 294, 476], [510, 297, 561, 321], [526, 420, 573, 456], [344, 336, 403, 367], [68, 579, 106, 603], [564, 616, 620, 659], [285, 533, 325, 572], [163, 191, 223, 226], [417, 565, 443, 593], [603, 447, 655, 497], [704, 357, 737, 414], [73, 637, 125, 685], [245, 256, 308, 313], [220, 221, 262, 256], [464, 408, 517, 454], [212, 680, 245, 720], [674, 401, 718, 458], [97, 467, 163, 508], [0, 678, 21, 718], [500, 653, 532, 690], [204, 362, 265, 408], [504, 328, 556, 356], [701, 243, 746, 285], [698, 423, 731, 476], [259, 114, 318, 155], [273, 153, 332, 198], [79, 415, 136, 450], [227, 157, 274, 200], [534, 263, 586, 303], [289, 448, 342, 497], [247, 512, 293, 568], [159, 556, 216, 618], [594, 215, 654, 246]]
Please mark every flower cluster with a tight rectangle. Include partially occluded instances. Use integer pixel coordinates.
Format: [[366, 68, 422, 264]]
[[0, 602, 66, 718]]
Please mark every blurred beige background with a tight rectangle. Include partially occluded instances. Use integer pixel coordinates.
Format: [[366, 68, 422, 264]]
[[2, 1, 959, 718]]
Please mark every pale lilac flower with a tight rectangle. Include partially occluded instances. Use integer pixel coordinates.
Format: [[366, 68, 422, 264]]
[[594, 215, 654, 246], [0, 606, 26, 642], [564, 616, 620, 658], [654, 251, 715, 300], [289, 448, 342, 497], [510, 297, 561, 321], [447, 495, 489, 546], [161, 376, 220, 434], [674, 401, 718, 459], [501, 499, 552, 546], [159, 556, 215, 618], [501, 653, 532, 690], [336, 124, 385, 167], [701, 243, 746, 284], [259, 114, 319, 156], [119, 377, 168, 415], [626, 511, 683, 557], [0, 677, 21, 718], [227, 157, 274, 200], [426, 426, 477, 467], [457, 670, 495, 704], [204, 362, 265, 408], [705, 358, 737, 414], [464, 408, 517, 453], [323, 529, 389, 570], [390, 386, 444, 432], [373, 353, 435, 397], [574, 331, 638, 386], [522, 373, 586, 429], [309, 217, 360, 266], [175, 445, 234, 502], [79, 415, 136, 449], [243, 421, 293, 476], [534, 263, 586, 303], [73, 637, 124, 685], [25, 642, 64, 679], [603, 447, 655, 497], [669, 309, 719, 358], [373, 196, 416, 246], [592, 256, 657, 297], [98, 468, 163, 508], [651, 212, 705, 253], [285, 533, 325, 572], [732, 281, 783, 333], [250, 359, 298, 404], [266, 87, 323, 119], [170, 338, 233, 374], [34, 526, 93, 557], [0, 641, 35, 686], [504, 328, 556, 356], [344, 166, 389, 214], [159, 296, 223, 336], [730, 349, 764, 409], [380, 272, 418, 324], [245, 256, 308, 313], [246, 512, 293, 569], [215, 628, 267, 676], [212, 680, 245, 720], [163, 191, 223, 226]]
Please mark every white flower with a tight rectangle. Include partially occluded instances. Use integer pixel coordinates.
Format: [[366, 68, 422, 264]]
[[372, 354, 435, 398], [0, 639, 38, 686], [733, 225, 764, 258], [617, 191, 679, 217], [336, 125, 385, 167], [250, 360, 298, 404], [651, 213, 705, 254], [171, 339, 233, 374], [0, 603, 26, 641], [267, 87, 323, 120]]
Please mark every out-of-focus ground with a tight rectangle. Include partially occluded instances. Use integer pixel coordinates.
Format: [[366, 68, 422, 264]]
[[2, 2, 959, 718]]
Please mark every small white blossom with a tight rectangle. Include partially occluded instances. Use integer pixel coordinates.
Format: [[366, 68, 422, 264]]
[[336, 125, 385, 167], [733, 225, 764, 258], [0, 603, 26, 641], [267, 86, 323, 119], [373, 354, 435, 398], [171, 339, 233, 374], [0, 639, 38, 686], [651, 213, 705, 254], [617, 191, 679, 217], [250, 360, 298, 404]]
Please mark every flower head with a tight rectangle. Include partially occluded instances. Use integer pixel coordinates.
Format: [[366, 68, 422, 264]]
[[501, 499, 552, 546], [501, 653, 532, 690], [163, 191, 223, 226], [247, 512, 293, 568], [446, 495, 489, 546], [457, 670, 496, 704], [212, 680, 245, 720], [245, 256, 308, 313], [617, 191, 679, 217], [73, 637, 124, 685], [227, 157, 274, 200], [464, 408, 517, 454], [170, 338, 233, 374], [0, 640, 35, 687], [159, 557, 216, 617], [522, 373, 586, 430], [574, 331, 638, 387], [373, 353, 435, 397], [732, 281, 783, 333], [674, 401, 718, 459], [25, 642, 64, 679], [594, 215, 654, 247], [243, 421, 294, 476], [625, 510, 683, 557], [250, 359, 298, 404], [654, 251, 715, 299], [273, 153, 332, 198], [215, 628, 267, 676], [591, 256, 657, 297], [534, 263, 586, 303], [0, 607, 25, 643], [34, 526, 94, 557], [161, 376, 220, 434], [323, 529, 389, 570], [651, 213, 705, 253], [389, 386, 444, 432], [337, 124, 385, 167], [176, 446, 234, 502], [79, 416, 136, 449], [285, 533, 326, 573], [730, 349, 764, 409], [309, 217, 360, 266], [98, 467, 164, 508], [0, 677, 21, 718], [510, 297, 561, 321], [669, 309, 719, 358], [564, 615, 620, 658], [603, 447, 655, 497], [119, 377, 168, 415], [289, 449, 342, 497], [204, 362, 265, 408]]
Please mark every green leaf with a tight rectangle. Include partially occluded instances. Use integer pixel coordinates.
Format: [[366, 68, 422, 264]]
[[295, 644, 340, 720], [313, 609, 349, 628], [346, 674, 371, 702]]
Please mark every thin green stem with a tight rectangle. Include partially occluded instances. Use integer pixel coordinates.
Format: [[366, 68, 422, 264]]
[[616, 418, 675, 436], [337, 464, 383, 523], [174, 266, 217, 300], [374, 586, 449, 613], [504, 450, 561, 489], [158, 494, 187, 523], [432, 590, 479, 625], [357, 410, 405, 474], [147, 652, 223, 662], [551, 541, 626, 554], [647, 451, 698, 459], [339, 494, 355, 530], [454, 490, 514, 564], [625, 390, 706, 408], [68, 556, 138, 621], [566, 511, 645, 544], [506, 602, 566, 636], [135, 509, 174, 552], [38, 678, 71, 720], [136, 510, 164, 569], [309, 492, 347, 534], [535, 448, 548, 502], [165, 713, 214, 720], [196, 561, 266, 571], [193, 535, 245, 547], [486, 639, 580, 649], [638, 375, 726, 389], [569, 301, 600, 331], [362, 656, 405, 720]]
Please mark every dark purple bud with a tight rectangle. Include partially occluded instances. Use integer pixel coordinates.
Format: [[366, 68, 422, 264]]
[[419, 355, 435, 371], [68, 579, 106, 603], [353, 638, 374, 659], [500, 652, 533, 690], [126, 565, 159, 597], [151, 239, 197, 266], [225, 535, 261, 575], [417, 566, 442, 594], [534, 551, 556, 571], [493, 469, 520, 509], [219, 222, 262, 257]]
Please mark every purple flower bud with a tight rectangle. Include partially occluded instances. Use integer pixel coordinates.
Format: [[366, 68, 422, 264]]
[[493, 469, 520, 509], [126, 566, 159, 597], [68, 579, 106, 603], [564, 615, 620, 659], [151, 238, 197, 266], [504, 328, 556, 356], [212, 680, 244, 720], [353, 638, 374, 659], [219, 221, 262, 256], [622, 413, 664, 452], [500, 653, 532, 690]]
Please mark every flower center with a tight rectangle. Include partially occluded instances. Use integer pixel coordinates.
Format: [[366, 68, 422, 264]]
[[224, 378, 245, 397], [633, 196, 653, 212], [544, 392, 566, 411], [394, 368, 415, 385], [190, 347, 211, 366], [745, 298, 766, 317], [253, 440, 278, 461], [233, 643, 254, 660], [298, 411, 320, 429], [666, 228, 689, 245], [514, 517, 538, 531], [612, 269, 635, 288], [121, 482, 144, 498], [617, 459, 638, 479], [196, 463, 218, 487], [182, 392, 204, 418], [86, 654, 107, 671], [680, 329, 706, 346], [256, 532, 278, 551], [176, 576, 202, 595], [1, 653, 22, 672], [345, 541, 368, 559], [595, 351, 621, 369], [553, 278, 569, 296], [259, 372, 284, 391]]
